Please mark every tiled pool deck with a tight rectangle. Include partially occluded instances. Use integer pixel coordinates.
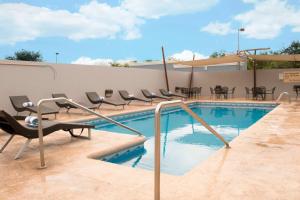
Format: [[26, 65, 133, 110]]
[[1, 99, 300, 200]]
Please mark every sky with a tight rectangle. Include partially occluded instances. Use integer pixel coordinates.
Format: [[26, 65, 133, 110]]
[[0, 0, 299, 65]]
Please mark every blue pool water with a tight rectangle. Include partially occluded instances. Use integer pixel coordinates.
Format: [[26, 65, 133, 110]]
[[88, 103, 276, 175]]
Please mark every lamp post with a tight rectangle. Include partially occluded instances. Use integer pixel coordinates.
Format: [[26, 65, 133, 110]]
[[237, 28, 245, 54], [55, 52, 59, 64]]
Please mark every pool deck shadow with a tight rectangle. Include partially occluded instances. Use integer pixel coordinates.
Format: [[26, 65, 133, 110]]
[[1, 99, 300, 199]]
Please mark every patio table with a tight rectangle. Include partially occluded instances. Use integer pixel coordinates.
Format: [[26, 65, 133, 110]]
[[252, 86, 266, 100], [214, 86, 228, 99]]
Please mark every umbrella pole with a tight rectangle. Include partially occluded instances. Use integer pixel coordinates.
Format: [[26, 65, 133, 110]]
[[161, 46, 170, 91], [188, 55, 195, 98], [253, 59, 257, 98]]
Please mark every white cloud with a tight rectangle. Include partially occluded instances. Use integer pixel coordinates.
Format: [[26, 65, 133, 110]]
[[201, 0, 300, 39], [121, 0, 219, 19], [0, 0, 220, 44], [72, 57, 113, 66], [201, 21, 234, 35], [235, 0, 300, 39], [0, 1, 143, 44], [170, 50, 208, 61], [72, 56, 135, 66]]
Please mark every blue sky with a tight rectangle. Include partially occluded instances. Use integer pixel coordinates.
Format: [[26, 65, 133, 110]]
[[0, 0, 299, 64]]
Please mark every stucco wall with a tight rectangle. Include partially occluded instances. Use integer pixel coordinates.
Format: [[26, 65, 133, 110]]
[[0, 60, 299, 114], [192, 68, 300, 98], [0, 62, 189, 114], [130, 62, 248, 72]]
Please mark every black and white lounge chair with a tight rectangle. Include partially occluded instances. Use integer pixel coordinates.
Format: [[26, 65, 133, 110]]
[[86, 92, 126, 109], [9, 95, 59, 117], [52, 93, 97, 112], [118, 90, 151, 105], [0, 110, 94, 159], [141, 89, 171, 102], [159, 89, 187, 99]]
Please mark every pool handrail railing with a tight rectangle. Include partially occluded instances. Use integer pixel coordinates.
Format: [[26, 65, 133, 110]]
[[276, 92, 291, 103], [36, 97, 143, 169], [154, 100, 230, 200]]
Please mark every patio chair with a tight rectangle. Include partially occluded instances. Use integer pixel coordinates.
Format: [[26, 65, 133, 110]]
[[105, 89, 113, 98], [222, 87, 229, 99], [0, 110, 94, 159], [265, 87, 276, 100], [214, 86, 223, 99], [118, 90, 151, 105], [210, 87, 215, 99], [293, 85, 300, 100], [192, 87, 202, 99], [253, 87, 266, 100], [159, 89, 187, 99], [175, 86, 182, 93], [141, 89, 171, 102], [9, 95, 59, 117], [180, 87, 190, 96], [86, 92, 126, 109], [52, 93, 97, 112], [228, 87, 236, 98], [245, 87, 252, 99]]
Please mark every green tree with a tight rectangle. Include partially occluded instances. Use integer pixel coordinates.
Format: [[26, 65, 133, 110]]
[[248, 41, 300, 69], [210, 50, 226, 58], [281, 40, 300, 54], [110, 62, 129, 67], [5, 49, 43, 62]]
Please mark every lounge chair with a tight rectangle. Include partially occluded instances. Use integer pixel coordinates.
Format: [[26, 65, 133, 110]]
[[9, 95, 59, 117], [141, 89, 171, 102], [0, 110, 94, 159], [118, 90, 151, 105], [52, 93, 97, 112], [86, 92, 126, 109], [159, 89, 187, 99]]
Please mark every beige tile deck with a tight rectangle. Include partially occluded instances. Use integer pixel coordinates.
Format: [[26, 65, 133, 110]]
[[1, 99, 299, 200]]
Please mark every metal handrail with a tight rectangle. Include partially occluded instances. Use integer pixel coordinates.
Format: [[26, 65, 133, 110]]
[[37, 97, 143, 168], [276, 92, 291, 103], [154, 100, 230, 200]]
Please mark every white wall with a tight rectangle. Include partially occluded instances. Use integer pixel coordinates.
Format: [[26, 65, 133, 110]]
[[0, 61, 189, 114], [130, 62, 248, 72], [0, 60, 299, 114], [192, 68, 300, 98]]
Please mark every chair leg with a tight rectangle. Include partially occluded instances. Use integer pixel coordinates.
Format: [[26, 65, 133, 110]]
[[69, 129, 91, 139], [14, 139, 31, 160], [0, 135, 15, 153], [88, 128, 91, 139]]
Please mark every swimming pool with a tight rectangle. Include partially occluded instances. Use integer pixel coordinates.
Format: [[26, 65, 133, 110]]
[[88, 102, 276, 175]]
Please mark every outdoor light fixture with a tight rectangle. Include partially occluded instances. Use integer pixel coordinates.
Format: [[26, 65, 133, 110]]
[[237, 28, 245, 54], [55, 52, 59, 64]]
